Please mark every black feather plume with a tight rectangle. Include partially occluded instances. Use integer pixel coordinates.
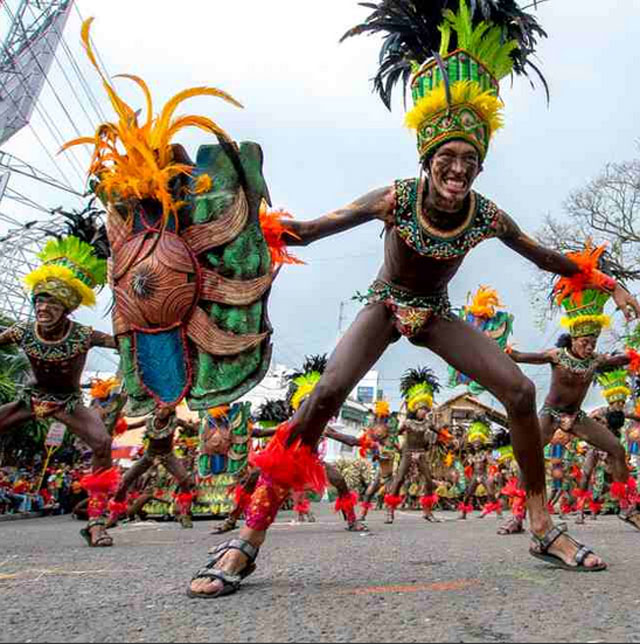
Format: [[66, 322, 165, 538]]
[[255, 399, 291, 423], [285, 354, 328, 383], [51, 197, 110, 259], [341, 0, 548, 109], [400, 366, 441, 397]]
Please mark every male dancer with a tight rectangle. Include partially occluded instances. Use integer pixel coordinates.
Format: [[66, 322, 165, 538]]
[[109, 405, 198, 528], [508, 312, 639, 532], [458, 415, 503, 519], [575, 368, 633, 523], [384, 368, 442, 524], [189, 1, 640, 596], [0, 228, 119, 547], [354, 401, 400, 523]]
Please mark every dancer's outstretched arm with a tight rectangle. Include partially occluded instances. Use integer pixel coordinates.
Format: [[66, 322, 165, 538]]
[[90, 330, 118, 350], [496, 213, 640, 320], [324, 425, 359, 447], [285, 186, 394, 246], [0, 326, 20, 347], [598, 353, 633, 370], [252, 427, 278, 439], [508, 348, 555, 365]]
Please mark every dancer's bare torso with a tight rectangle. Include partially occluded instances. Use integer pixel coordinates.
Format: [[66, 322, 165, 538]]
[[0, 321, 115, 394], [286, 180, 568, 298], [401, 418, 437, 451]]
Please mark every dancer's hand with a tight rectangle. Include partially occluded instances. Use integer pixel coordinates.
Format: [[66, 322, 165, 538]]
[[613, 284, 640, 321]]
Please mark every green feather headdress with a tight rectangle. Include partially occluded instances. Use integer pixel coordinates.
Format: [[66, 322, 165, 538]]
[[286, 355, 327, 411], [400, 367, 441, 412], [596, 367, 631, 404], [341, 0, 548, 161]]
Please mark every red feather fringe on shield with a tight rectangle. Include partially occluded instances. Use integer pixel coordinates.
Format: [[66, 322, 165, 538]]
[[249, 421, 327, 493], [358, 432, 377, 458], [553, 243, 610, 305], [259, 207, 305, 266], [626, 349, 640, 374]]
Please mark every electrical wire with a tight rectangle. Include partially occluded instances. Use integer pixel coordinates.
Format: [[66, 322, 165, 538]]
[[1, 2, 87, 183], [0, 73, 76, 190], [25, 3, 96, 138]]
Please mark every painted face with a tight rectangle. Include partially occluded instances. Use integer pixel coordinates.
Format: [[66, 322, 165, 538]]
[[427, 140, 482, 211], [415, 407, 428, 420], [609, 400, 625, 412], [571, 335, 597, 359], [156, 405, 176, 421], [34, 294, 67, 330], [372, 423, 388, 442]]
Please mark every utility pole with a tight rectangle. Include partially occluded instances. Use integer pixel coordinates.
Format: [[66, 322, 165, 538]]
[[337, 300, 347, 335]]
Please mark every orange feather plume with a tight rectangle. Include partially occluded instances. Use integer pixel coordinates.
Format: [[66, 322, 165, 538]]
[[553, 241, 607, 305], [90, 377, 119, 400], [258, 202, 304, 266], [467, 286, 503, 318], [60, 18, 243, 224]]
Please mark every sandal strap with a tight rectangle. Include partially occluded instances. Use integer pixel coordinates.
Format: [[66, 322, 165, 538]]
[[574, 546, 592, 566], [531, 522, 567, 552], [192, 568, 241, 585], [208, 538, 259, 562]]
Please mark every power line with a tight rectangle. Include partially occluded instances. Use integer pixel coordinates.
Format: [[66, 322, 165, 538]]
[[0, 73, 76, 190], [44, 6, 108, 125], [1, 2, 87, 185], [25, 3, 96, 139]]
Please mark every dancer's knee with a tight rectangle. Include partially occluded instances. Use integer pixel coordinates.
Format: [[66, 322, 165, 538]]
[[501, 377, 536, 415]]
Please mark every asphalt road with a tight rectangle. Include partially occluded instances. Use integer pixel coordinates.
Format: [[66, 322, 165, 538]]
[[1, 506, 639, 643]]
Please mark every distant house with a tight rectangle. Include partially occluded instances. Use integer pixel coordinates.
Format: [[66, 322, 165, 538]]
[[432, 393, 508, 434]]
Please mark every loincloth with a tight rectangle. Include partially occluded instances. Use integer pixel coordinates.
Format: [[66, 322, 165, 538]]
[[18, 386, 82, 419], [355, 279, 453, 338], [540, 404, 587, 433]]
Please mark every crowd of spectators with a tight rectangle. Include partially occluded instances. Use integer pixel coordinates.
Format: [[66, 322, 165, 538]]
[[0, 464, 88, 517]]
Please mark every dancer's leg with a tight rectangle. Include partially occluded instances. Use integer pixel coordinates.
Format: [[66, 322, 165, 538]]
[[571, 418, 639, 528], [165, 453, 194, 528], [416, 454, 440, 521], [106, 454, 153, 527], [55, 405, 116, 546], [358, 471, 381, 520], [325, 463, 365, 531], [190, 302, 397, 596], [0, 402, 35, 432], [385, 452, 411, 524], [413, 316, 604, 568]]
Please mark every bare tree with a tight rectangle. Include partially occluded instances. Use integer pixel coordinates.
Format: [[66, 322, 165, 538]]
[[528, 153, 640, 330]]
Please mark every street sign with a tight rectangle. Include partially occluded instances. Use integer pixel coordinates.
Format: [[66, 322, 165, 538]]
[[45, 421, 66, 447]]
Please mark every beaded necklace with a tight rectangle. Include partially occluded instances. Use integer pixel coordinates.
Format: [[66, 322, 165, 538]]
[[394, 177, 502, 260], [19, 321, 92, 363], [556, 348, 598, 376]]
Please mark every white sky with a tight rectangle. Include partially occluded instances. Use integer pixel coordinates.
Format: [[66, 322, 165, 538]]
[[2, 0, 640, 409]]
